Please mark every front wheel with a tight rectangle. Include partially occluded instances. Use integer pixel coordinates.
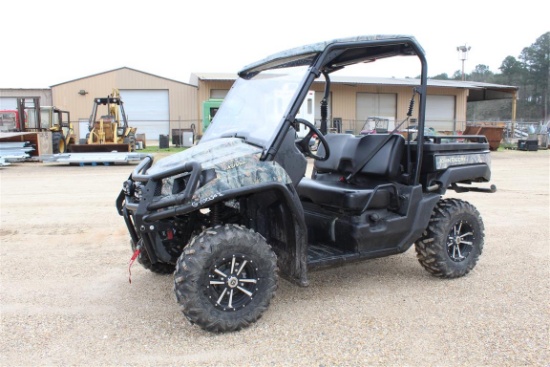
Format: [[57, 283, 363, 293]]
[[52, 132, 66, 154], [415, 198, 484, 278], [174, 224, 278, 332]]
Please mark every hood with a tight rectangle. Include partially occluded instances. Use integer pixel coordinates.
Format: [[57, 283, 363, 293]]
[[148, 138, 262, 174], [149, 138, 292, 206]]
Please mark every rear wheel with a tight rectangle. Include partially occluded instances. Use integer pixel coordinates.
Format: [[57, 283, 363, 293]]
[[415, 199, 484, 278], [174, 224, 278, 332]]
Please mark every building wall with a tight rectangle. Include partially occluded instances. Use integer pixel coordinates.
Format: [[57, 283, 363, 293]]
[[194, 79, 468, 134], [0, 89, 52, 107], [2, 71, 493, 145], [51, 68, 198, 141]]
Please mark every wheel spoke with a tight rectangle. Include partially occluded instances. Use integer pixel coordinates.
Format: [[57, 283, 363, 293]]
[[239, 278, 257, 284], [217, 287, 228, 305], [236, 260, 248, 276], [230, 256, 236, 274], [456, 246, 464, 259], [209, 280, 225, 285], [456, 221, 463, 234], [461, 241, 473, 246], [237, 286, 253, 297], [228, 289, 234, 308], [458, 232, 473, 238], [214, 268, 227, 278]]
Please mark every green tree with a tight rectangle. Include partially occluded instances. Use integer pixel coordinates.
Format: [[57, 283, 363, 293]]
[[451, 70, 462, 81], [469, 64, 494, 83], [498, 56, 525, 85], [431, 72, 450, 80], [519, 32, 550, 120]]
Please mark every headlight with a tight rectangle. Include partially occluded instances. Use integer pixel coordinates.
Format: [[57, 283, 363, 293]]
[[134, 183, 144, 199], [122, 180, 134, 196]]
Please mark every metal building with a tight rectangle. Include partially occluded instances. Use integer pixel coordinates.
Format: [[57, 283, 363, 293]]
[[50, 67, 198, 143], [2, 68, 517, 146], [191, 72, 517, 135]]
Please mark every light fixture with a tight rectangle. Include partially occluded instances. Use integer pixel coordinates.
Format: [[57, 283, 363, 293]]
[[456, 44, 471, 81]]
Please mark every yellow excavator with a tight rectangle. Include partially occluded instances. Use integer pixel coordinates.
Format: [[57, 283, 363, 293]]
[[71, 89, 137, 153]]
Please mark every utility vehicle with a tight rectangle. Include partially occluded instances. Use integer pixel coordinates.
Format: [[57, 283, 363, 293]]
[[117, 35, 495, 332]]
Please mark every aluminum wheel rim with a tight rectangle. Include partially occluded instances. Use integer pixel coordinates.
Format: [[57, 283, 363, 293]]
[[206, 254, 259, 311], [447, 220, 474, 262]]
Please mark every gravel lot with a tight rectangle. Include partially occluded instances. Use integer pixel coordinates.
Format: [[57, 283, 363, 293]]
[[1, 149, 549, 367]]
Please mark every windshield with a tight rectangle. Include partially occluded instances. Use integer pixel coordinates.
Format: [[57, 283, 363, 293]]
[[200, 65, 310, 148]]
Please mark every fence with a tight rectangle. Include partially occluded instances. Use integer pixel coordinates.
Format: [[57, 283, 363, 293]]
[[70, 118, 549, 148], [317, 119, 469, 135], [72, 119, 202, 147]]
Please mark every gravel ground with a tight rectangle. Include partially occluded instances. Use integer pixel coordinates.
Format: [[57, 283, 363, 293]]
[[0, 149, 549, 367]]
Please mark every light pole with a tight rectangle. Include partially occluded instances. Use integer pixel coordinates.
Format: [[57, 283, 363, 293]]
[[456, 44, 471, 81]]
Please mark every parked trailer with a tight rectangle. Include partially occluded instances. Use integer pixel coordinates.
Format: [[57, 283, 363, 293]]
[[41, 152, 148, 165]]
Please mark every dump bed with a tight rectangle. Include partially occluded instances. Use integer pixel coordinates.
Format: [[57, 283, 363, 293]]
[[407, 135, 492, 192]]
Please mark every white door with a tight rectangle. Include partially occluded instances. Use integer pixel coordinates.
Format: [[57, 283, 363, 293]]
[[119, 90, 170, 141], [356, 93, 397, 131], [426, 95, 456, 131]]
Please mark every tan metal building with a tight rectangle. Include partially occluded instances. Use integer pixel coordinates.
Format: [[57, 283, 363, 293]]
[[2, 68, 516, 145], [191, 72, 516, 136], [50, 67, 198, 143]]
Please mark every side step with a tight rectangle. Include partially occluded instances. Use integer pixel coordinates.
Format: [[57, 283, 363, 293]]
[[307, 243, 359, 267]]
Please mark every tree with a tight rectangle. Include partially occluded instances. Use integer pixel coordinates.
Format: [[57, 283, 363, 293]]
[[464, 32, 550, 122], [498, 56, 525, 85], [469, 64, 494, 83], [451, 70, 463, 81], [519, 32, 550, 121], [431, 72, 450, 80]]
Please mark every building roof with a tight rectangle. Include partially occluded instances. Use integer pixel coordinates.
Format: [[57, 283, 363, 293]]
[[190, 72, 518, 102], [51, 67, 195, 87]]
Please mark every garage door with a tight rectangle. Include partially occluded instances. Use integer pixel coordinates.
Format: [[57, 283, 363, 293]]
[[119, 90, 169, 140], [356, 93, 396, 131], [426, 95, 455, 131]]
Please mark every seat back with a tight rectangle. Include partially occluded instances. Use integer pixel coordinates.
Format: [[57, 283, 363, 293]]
[[314, 134, 359, 173], [355, 134, 405, 179], [314, 133, 405, 180]]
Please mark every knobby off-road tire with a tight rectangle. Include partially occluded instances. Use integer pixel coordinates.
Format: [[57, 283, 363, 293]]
[[52, 132, 66, 154], [131, 239, 175, 274], [174, 224, 278, 332], [415, 198, 484, 278], [123, 133, 136, 152]]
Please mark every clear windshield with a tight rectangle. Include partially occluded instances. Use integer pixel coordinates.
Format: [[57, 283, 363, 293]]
[[200, 65, 310, 148]]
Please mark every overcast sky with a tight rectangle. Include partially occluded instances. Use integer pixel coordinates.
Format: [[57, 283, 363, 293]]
[[2, 0, 548, 89]]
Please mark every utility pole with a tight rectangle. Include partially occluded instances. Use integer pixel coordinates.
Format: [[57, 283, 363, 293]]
[[457, 44, 471, 81]]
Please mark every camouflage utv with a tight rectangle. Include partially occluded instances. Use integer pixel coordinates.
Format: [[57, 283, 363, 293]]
[[117, 35, 495, 332]]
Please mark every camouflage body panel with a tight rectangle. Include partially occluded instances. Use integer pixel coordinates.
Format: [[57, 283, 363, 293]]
[[148, 138, 292, 207]]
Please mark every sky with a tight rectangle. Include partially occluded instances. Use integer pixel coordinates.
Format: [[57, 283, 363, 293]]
[[2, 0, 548, 89]]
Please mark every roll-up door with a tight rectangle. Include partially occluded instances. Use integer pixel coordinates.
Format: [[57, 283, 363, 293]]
[[426, 95, 455, 131], [356, 93, 396, 131], [119, 90, 169, 140]]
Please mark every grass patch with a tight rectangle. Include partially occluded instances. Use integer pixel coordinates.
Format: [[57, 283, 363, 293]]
[[137, 146, 188, 159], [139, 146, 188, 154]]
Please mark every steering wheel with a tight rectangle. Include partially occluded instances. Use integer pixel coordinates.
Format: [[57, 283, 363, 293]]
[[294, 118, 330, 161]]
